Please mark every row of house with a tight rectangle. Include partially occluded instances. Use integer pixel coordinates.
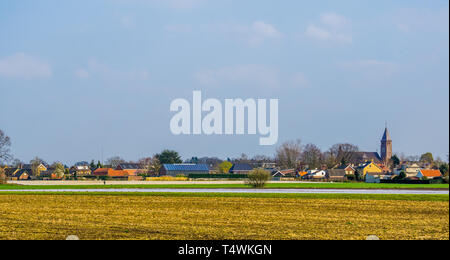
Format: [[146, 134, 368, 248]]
[[304, 161, 443, 183], [3, 159, 443, 183], [2, 163, 147, 180]]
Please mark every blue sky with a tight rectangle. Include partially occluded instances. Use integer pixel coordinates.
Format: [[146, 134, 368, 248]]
[[0, 0, 449, 165]]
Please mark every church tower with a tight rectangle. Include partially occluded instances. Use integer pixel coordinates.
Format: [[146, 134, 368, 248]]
[[380, 126, 392, 164]]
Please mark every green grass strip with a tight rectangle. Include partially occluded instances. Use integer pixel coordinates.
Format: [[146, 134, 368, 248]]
[[1, 183, 448, 190]]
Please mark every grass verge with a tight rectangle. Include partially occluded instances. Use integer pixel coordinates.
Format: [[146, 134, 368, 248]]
[[1, 182, 448, 190]]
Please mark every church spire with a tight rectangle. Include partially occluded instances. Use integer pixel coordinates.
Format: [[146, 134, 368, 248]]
[[382, 126, 391, 141], [380, 125, 393, 165]]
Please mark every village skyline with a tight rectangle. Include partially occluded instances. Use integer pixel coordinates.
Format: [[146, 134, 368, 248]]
[[0, 125, 447, 167], [1, 0, 449, 164]]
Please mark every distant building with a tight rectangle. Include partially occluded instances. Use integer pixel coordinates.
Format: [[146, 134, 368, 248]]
[[21, 163, 48, 173], [380, 127, 393, 164], [4, 168, 20, 178], [229, 163, 254, 174], [69, 165, 91, 177], [116, 163, 144, 176], [298, 171, 309, 178], [350, 152, 382, 164], [272, 169, 297, 178], [307, 169, 327, 179], [8, 169, 31, 180], [416, 169, 442, 180], [347, 126, 393, 165], [395, 163, 421, 177], [40, 169, 64, 180], [160, 164, 210, 177], [93, 168, 129, 179], [336, 165, 355, 175], [356, 162, 383, 177], [365, 172, 394, 183]]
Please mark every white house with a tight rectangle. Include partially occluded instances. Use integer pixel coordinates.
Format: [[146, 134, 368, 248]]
[[307, 169, 327, 179], [394, 163, 421, 177]]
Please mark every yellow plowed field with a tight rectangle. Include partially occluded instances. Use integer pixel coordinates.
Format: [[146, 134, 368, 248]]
[[0, 195, 448, 240]]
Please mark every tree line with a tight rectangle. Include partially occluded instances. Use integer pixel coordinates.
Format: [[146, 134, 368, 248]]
[[0, 129, 449, 180]]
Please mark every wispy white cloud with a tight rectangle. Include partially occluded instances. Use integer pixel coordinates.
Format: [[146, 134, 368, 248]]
[[112, 0, 205, 10], [291, 72, 308, 88], [120, 15, 136, 29], [0, 53, 52, 78], [392, 7, 449, 34], [306, 12, 352, 44], [337, 59, 398, 76], [75, 60, 149, 80], [320, 13, 349, 30], [220, 21, 283, 45], [195, 64, 280, 89], [164, 24, 192, 33], [74, 68, 90, 79], [163, 0, 205, 9]]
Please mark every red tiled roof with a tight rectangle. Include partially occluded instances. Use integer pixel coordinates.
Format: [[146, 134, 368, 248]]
[[93, 168, 128, 177], [420, 169, 442, 178]]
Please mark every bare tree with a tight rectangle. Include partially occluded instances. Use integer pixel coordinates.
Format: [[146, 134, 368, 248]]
[[301, 144, 323, 169], [105, 156, 126, 168], [11, 159, 23, 168], [276, 140, 302, 169], [0, 130, 12, 162], [234, 153, 250, 163], [30, 157, 46, 177], [327, 143, 359, 165], [138, 156, 161, 176]]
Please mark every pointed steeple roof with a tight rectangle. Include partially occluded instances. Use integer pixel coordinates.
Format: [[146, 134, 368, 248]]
[[381, 127, 391, 141]]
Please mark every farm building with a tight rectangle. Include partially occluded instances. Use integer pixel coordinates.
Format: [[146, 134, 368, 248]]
[[116, 163, 144, 176], [365, 172, 394, 183], [272, 169, 297, 178], [69, 165, 91, 177], [10, 169, 31, 180], [326, 169, 347, 180], [416, 169, 442, 179], [93, 168, 129, 179], [303, 169, 327, 179], [229, 163, 254, 174], [160, 164, 210, 177]]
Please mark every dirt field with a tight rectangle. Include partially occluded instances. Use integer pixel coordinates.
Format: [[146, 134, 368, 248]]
[[0, 195, 448, 240]]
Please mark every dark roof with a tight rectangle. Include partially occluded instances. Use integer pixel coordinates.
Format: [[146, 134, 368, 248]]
[[21, 164, 32, 170], [327, 169, 346, 177], [4, 168, 19, 177], [229, 163, 254, 172], [118, 163, 143, 170], [163, 164, 210, 172], [336, 165, 354, 171], [351, 152, 382, 163], [14, 169, 31, 178], [40, 170, 55, 177]]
